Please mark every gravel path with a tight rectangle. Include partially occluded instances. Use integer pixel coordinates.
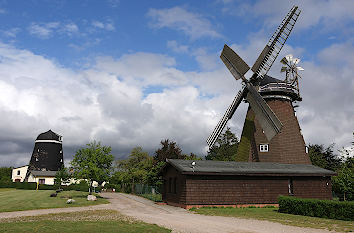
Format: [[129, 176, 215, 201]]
[[0, 192, 335, 233]]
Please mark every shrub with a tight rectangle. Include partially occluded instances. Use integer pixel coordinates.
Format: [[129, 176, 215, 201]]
[[38, 184, 54, 190], [278, 196, 354, 221]]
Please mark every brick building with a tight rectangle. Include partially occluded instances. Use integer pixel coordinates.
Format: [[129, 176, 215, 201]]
[[161, 159, 335, 209]]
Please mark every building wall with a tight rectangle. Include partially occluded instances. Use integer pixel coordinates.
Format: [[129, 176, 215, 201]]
[[162, 166, 186, 205], [27, 174, 55, 185], [11, 166, 28, 182], [237, 99, 311, 164], [180, 175, 332, 205]]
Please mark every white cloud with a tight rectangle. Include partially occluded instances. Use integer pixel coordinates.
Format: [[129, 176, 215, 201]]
[[220, 0, 354, 34], [167, 40, 189, 53], [147, 6, 222, 40], [92, 20, 115, 31], [27, 22, 80, 39], [28, 22, 60, 39], [1, 28, 21, 38]]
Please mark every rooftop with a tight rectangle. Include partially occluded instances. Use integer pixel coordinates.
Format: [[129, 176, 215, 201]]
[[166, 159, 336, 176]]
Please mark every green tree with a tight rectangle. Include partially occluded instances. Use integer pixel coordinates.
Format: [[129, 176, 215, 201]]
[[54, 166, 71, 188], [308, 143, 343, 171], [115, 147, 153, 185], [206, 127, 239, 161], [332, 157, 354, 201], [154, 139, 185, 163], [0, 167, 12, 183], [70, 141, 114, 194]]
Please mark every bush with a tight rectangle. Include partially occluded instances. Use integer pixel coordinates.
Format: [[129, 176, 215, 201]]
[[278, 196, 354, 221], [38, 184, 54, 190]]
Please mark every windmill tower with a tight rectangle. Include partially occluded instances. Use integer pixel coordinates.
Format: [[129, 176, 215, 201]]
[[28, 130, 64, 171], [207, 5, 311, 164]]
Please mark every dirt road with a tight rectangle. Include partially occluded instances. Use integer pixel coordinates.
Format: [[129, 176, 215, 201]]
[[100, 193, 333, 233], [0, 192, 334, 233]]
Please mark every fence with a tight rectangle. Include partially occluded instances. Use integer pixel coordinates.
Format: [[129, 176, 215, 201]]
[[134, 184, 161, 195]]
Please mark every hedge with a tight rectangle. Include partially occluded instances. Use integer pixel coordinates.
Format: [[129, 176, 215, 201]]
[[278, 196, 354, 221]]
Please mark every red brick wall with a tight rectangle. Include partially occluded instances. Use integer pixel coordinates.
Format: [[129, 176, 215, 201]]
[[249, 99, 311, 164]]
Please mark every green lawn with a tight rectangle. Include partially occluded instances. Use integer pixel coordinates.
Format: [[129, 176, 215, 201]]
[[190, 206, 354, 232], [0, 209, 171, 233], [0, 188, 109, 212]]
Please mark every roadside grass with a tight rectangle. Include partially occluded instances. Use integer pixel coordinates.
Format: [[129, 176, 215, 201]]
[[0, 209, 171, 233], [138, 193, 162, 202], [0, 188, 109, 212], [190, 206, 354, 232]]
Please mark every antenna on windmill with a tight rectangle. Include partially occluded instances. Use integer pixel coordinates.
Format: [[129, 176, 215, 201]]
[[280, 54, 304, 95], [206, 5, 301, 149]]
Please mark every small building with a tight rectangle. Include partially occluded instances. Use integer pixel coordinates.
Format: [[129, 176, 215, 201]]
[[12, 165, 29, 182], [161, 159, 336, 209], [26, 170, 57, 185]]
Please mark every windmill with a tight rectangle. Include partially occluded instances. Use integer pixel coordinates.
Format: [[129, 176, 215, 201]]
[[206, 6, 311, 164], [280, 54, 304, 95]]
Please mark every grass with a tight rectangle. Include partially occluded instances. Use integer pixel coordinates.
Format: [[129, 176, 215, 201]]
[[190, 206, 354, 232], [0, 209, 171, 233], [137, 193, 162, 202], [0, 188, 109, 212]]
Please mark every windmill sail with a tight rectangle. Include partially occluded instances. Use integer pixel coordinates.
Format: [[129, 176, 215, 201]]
[[220, 44, 250, 80], [206, 87, 246, 148], [245, 83, 282, 141], [252, 5, 301, 80]]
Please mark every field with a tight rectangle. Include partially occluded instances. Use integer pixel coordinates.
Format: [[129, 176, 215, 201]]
[[0, 209, 171, 233], [190, 206, 354, 232], [0, 188, 109, 212]]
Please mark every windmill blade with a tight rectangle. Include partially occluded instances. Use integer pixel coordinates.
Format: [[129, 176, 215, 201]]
[[280, 66, 287, 72], [251, 6, 301, 80], [206, 86, 247, 148], [220, 44, 250, 80], [280, 57, 289, 65], [286, 54, 293, 63], [293, 57, 300, 65], [245, 83, 282, 141]]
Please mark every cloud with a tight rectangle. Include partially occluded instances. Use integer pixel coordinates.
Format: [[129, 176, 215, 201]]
[[92, 20, 115, 31], [28, 22, 60, 39], [27, 22, 79, 39], [220, 0, 354, 35], [167, 40, 189, 53], [1, 28, 21, 38], [147, 6, 222, 40]]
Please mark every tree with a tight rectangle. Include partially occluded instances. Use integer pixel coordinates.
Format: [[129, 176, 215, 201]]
[[332, 157, 354, 201], [70, 141, 114, 194], [308, 143, 343, 171], [0, 167, 12, 183], [54, 166, 71, 188], [206, 127, 239, 161], [154, 139, 185, 163], [115, 147, 153, 185]]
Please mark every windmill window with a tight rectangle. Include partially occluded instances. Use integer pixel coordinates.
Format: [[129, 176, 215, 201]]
[[259, 144, 269, 152], [17, 170, 20, 175], [35, 158, 39, 161], [305, 146, 309, 153]]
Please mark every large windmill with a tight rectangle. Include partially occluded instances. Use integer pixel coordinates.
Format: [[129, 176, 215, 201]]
[[207, 6, 311, 164]]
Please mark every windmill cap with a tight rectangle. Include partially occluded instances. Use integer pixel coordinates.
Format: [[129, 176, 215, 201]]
[[36, 130, 62, 142]]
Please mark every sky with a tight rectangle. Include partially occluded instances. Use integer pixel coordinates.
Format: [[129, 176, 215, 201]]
[[0, 0, 353, 167]]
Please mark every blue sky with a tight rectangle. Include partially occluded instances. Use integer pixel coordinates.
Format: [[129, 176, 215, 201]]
[[0, 0, 353, 166]]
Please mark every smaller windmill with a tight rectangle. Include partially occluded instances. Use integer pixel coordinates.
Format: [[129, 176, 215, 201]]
[[280, 54, 304, 95]]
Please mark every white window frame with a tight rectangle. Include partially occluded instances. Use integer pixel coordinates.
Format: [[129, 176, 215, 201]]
[[259, 144, 269, 152]]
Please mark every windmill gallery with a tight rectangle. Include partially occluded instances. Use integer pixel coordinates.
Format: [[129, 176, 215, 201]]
[[160, 6, 336, 209]]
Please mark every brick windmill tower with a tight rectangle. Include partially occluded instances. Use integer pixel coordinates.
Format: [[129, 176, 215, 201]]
[[207, 6, 311, 165]]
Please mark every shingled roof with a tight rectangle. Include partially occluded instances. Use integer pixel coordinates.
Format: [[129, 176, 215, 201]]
[[166, 159, 336, 176]]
